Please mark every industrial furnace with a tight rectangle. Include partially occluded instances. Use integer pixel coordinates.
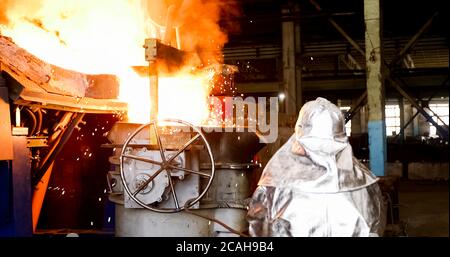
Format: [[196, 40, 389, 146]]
[[104, 39, 266, 236], [0, 34, 267, 237]]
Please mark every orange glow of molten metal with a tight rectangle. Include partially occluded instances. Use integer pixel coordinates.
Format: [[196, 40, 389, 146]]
[[0, 0, 234, 125], [117, 67, 214, 124]]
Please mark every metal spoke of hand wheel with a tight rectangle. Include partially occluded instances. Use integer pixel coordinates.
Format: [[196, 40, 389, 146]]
[[119, 119, 215, 213]]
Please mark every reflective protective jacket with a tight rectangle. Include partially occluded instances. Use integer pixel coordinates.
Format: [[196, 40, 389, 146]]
[[247, 97, 386, 237]]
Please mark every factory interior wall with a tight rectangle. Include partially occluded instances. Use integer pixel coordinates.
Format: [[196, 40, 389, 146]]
[[341, 97, 448, 138], [345, 96, 448, 180], [254, 94, 449, 181]]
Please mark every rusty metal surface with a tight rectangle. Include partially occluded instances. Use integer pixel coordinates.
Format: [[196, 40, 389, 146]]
[[26, 136, 48, 148], [107, 122, 193, 150], [1, 36, 118, 98], [14, 91, 127, 114], [84, 74, 120, 99], [1, 36, 126, 113]]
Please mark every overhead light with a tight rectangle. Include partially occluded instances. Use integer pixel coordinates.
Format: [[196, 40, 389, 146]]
[[278, 92, 285, 101]]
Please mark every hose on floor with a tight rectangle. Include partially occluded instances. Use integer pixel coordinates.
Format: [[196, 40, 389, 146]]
[[183, 198, 249, 237]]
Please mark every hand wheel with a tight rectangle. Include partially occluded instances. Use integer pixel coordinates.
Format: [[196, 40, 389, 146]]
[[119, 119, 215, 213]]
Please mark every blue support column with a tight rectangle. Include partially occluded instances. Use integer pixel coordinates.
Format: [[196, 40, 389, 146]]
[[368, 121, 387, 176], [364, 0, 386, 176]]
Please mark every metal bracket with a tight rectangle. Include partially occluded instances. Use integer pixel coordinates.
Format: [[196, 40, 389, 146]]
[[144, 38, 187, 73], [26, 136, 48, 148]]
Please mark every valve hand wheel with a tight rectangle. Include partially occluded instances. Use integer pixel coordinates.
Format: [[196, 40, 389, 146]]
[[119, 119, 215, 213]]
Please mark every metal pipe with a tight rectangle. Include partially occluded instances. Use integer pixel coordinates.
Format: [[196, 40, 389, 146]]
[[34, 108, 43, 135], [23, 107, 37, 136], [399, 97, 405, 141], [184, 198, 249, 237], [398, 97, 408, 179]]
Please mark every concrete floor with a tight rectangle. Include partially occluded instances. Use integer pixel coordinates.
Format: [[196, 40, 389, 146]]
[[398, 180, 449, 237]]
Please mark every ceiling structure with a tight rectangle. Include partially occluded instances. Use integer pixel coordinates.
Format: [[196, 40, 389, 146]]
[[221, 0, 449, 99], [225, 0, 447, 44]]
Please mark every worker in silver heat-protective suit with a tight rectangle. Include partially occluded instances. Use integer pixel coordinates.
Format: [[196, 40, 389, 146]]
[[247, 97, 386, 237]]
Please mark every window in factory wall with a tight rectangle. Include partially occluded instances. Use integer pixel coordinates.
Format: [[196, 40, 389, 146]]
[[428, 102, 449, 137], [385, 104, 400, 136], [340, 106, 351, 136]]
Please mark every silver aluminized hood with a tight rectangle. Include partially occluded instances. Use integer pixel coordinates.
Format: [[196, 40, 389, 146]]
[[258, 97, 378, 193], [248, 97, 386, 237]]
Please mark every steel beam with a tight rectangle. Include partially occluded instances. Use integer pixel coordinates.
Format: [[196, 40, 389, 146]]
[[393, 77, 449, 141], [395, 76, 448, 126], [396, 111, 420, 140], [308, 0, 365, 57], [308, 0, 368, 126], [398, 97, 405, 142], [345, 91, 367, 124], [281, 6, 299, 115], [398, 97, 408, 179], [144, 38, 187, 72], [341, 53, 363, 71], [309, 1, 444, 137], [389, 12, 439, 67], [387, 76, 448, 140], [294, 4, 303, 109]]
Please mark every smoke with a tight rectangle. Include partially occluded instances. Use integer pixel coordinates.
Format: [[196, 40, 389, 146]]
[[0, 0, 10, 24], [0, 0, 42, 25], [142, 0, 241, 66], [172, 0, 232, 65], [0, 0, 240, 72]]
